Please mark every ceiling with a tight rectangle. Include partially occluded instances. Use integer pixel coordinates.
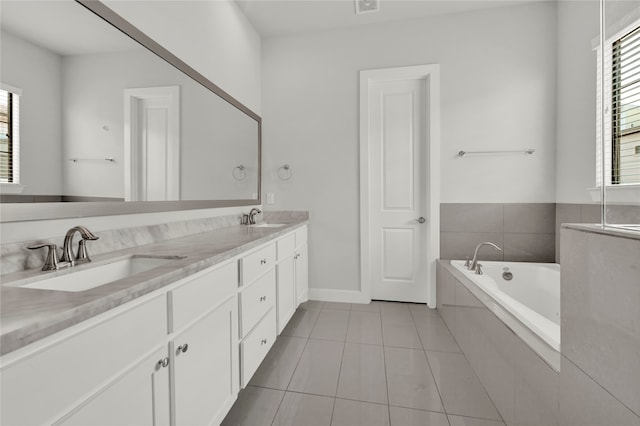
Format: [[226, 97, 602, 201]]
[[235, 0, 548, 38], [0, 0, 140, 56]]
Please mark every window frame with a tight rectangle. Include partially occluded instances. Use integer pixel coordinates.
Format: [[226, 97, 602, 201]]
[[596, 19, 640, 188]]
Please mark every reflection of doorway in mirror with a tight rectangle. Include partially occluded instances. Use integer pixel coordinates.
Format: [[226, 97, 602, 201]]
[[124, 86, 180, 201]]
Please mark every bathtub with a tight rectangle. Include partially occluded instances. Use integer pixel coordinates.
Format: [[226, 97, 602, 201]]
[[450, 260, 560, 352]]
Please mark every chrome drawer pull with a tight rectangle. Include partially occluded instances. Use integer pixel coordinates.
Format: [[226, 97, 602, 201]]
[[260, 258, 267, 265], [177, 343, 189, 354], [260, 296, 267, 302], [261, 339, 268, 345]]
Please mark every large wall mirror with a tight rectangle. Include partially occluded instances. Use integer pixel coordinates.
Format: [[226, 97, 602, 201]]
[[0, 0, 261, 222]]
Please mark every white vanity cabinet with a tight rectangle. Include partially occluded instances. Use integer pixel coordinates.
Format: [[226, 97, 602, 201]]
[[275, 226, 309, 333], [0, 294, 168, 426], [294, 227, 309, 305], [276, 233, 297, 333], [168, 261, 239, 426], [0, 260, 239, 426], [57, 345, 171, 426], [238, 243, 277, 388]]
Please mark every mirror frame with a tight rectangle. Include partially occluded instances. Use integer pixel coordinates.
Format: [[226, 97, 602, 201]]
[[0, 0, 261, 222]]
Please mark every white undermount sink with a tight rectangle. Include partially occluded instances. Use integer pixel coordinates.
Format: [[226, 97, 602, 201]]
[[12, 255, 183, 292], [250, 223, 286, 228]]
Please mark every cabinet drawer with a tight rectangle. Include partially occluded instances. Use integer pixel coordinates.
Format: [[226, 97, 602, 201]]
[[0, 295, 167, 426], [239, 269, 276, 337], [276, 233, 296, 260], [240, 308, 276, 388], [170, 261, 237, 333], [295, 227, 308, 246], [239, 243, 276, 286]]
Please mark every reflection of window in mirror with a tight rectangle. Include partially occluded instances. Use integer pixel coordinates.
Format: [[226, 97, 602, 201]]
[[0, 84, 21, 191], [597, 22, 640, 186]]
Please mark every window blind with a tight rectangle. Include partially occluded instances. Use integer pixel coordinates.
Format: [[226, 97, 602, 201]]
[[612, 25, 640, 184], [0, 89, 13, 183]]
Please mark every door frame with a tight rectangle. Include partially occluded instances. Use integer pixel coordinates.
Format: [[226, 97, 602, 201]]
[[124, 86, 180, 201], [359, 65, 440, 308]]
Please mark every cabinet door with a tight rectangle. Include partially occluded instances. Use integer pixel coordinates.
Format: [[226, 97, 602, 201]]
[[57, 346, 170, 426], [295, 244, 309, 305], [172, 297, 238, 426], [276, 255, 296, 334]]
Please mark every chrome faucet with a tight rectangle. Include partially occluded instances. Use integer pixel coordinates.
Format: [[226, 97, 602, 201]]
[[60, 226, 99, 266], [468, 242, 502, 272], [248, 208, 262, 225]]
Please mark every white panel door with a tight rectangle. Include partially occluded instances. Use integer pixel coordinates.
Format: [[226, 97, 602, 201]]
[[124, 86, 180, 202], [138, 97, 170, 201], [370, 78, 428, 302]]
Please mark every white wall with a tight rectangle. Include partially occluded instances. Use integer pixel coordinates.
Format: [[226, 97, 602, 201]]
[[555, 1, 599, 204], [1, 30, 63, 196], [262, 2, 558, 292], [2, 0, 262, 243]]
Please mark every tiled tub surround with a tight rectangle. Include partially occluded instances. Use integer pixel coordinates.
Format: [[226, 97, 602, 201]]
[[0, 210, 309, 275], [440, 203, 556, 263], [438, 223, 640, 426], [437, 260, 560, 426], [0, 213, 308, 355], [559, 225, 640, 425], [555, 203, 640, 262]]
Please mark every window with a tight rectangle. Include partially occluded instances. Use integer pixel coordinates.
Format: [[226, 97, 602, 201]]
[[612, 26, 640, 184], [0, 86, 20, 184]]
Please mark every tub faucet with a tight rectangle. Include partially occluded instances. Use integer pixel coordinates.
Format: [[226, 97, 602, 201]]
[[61, 226, 99, 266], [468, 242, 502, 272]]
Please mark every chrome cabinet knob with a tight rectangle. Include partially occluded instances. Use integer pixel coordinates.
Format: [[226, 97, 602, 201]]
[[259, 296, 267, 302], [261, 339, 267, 345], [177, 344, 189, 354], [414, 217, 426, 224], [156, 357, 170, 369], [260, 259, 267, 265]]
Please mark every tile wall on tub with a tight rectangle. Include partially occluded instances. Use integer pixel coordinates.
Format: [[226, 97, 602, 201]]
[[555, 203, 640, 262], [440, 203, 556, 263], [559, 225, 640, 424]]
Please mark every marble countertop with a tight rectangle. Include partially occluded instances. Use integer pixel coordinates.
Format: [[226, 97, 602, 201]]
[[0, 220, 307, 355]]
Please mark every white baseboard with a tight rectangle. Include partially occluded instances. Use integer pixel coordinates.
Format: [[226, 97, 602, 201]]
[[307, 288, 369, 304]]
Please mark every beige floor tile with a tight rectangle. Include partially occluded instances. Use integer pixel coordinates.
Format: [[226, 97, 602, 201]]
[[389, 406, 449, 426], [337, 343, 388, 404], [346, 311, 383, 345], [288, 339, 344, 396], [331, 399, 390, 426], [221, 386, 284, 426], [272, 392, 334, 426], [249, 336, 308, 390], [385, 346, 444, 413], [382, 323, 423, 349], [310, 309, 350, 341]]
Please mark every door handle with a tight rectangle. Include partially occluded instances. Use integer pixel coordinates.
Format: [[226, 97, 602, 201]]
[[414, 217, 426, 224]]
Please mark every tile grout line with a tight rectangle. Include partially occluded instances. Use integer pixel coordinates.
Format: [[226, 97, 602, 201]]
[[330, 309, 351, 425], [409, 309, 452, 426], [380, 307, 392, 426]]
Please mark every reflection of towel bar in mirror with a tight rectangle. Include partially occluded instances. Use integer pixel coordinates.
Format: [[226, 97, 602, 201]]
[[278, 164, 292, 181], [457, 149, 535, 157], [69, 158, 116, 163], [233, 165, 247, 181]]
